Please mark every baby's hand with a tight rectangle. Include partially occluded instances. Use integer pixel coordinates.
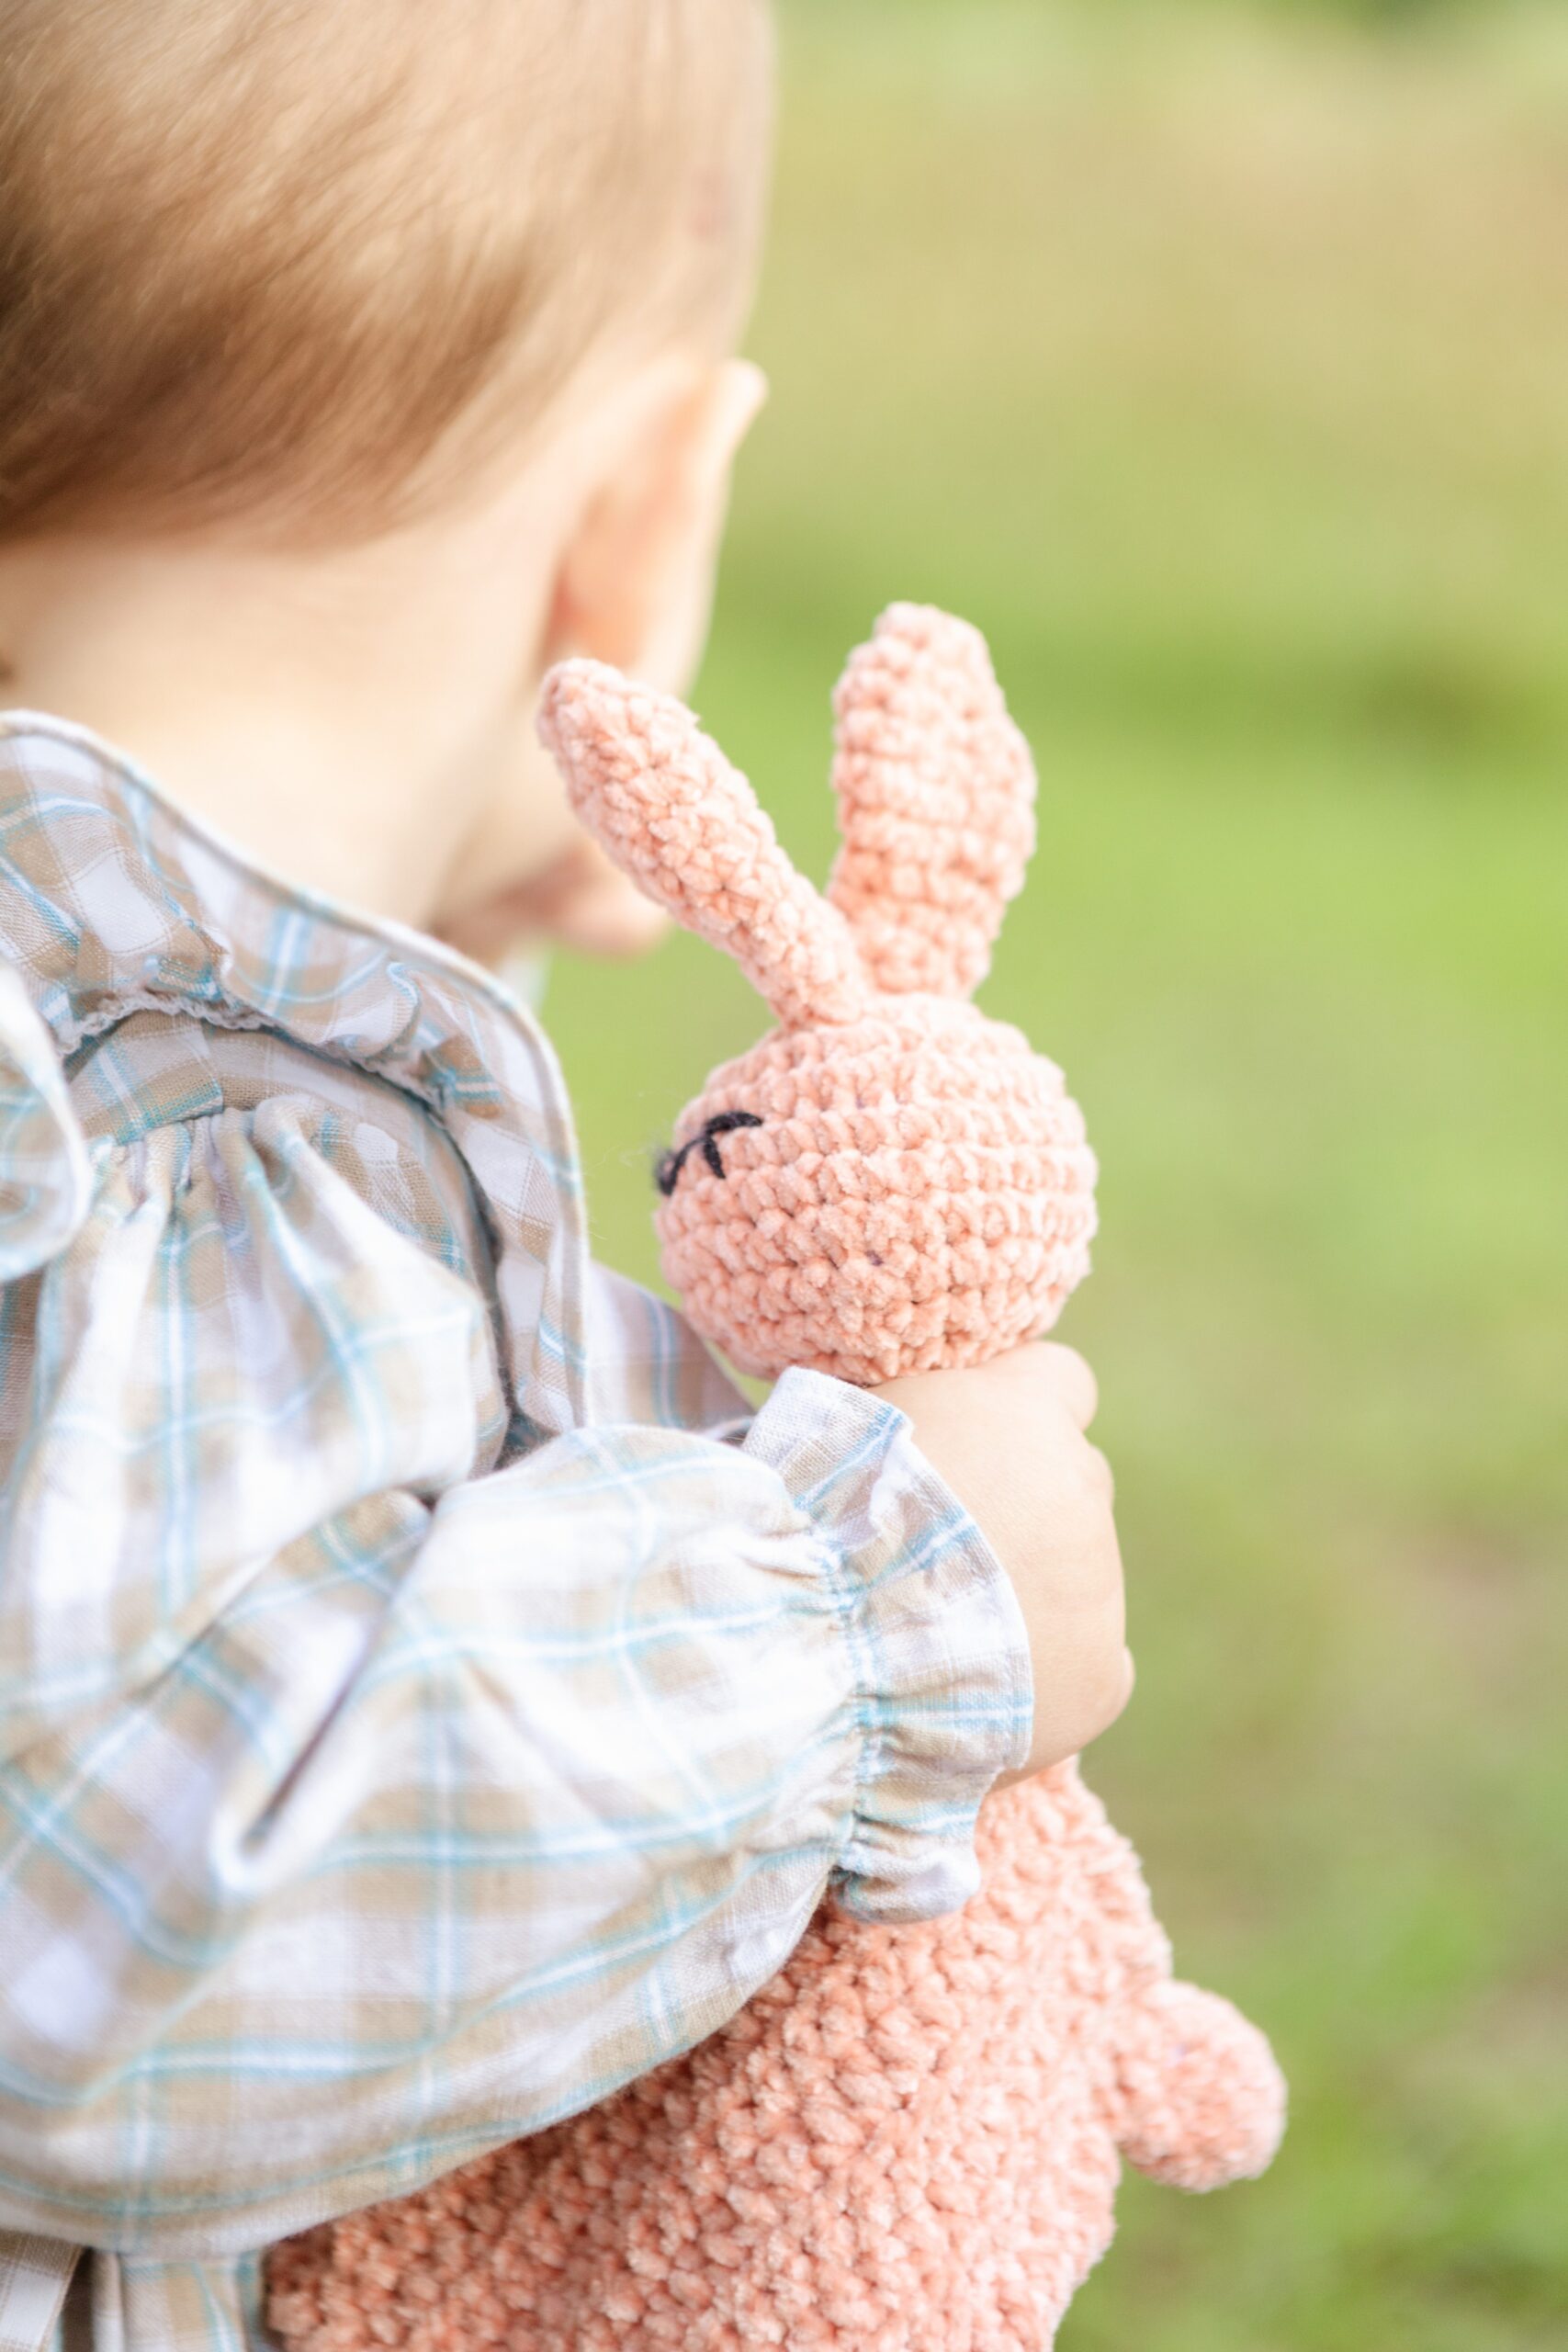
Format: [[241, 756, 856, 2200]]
[[876, 1345, 1132, 1784]]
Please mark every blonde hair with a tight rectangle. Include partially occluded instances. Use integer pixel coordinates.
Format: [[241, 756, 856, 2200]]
[[0, 0, 773, 542]]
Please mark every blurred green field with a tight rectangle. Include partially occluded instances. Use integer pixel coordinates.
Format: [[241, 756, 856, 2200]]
[[547, 5, 1568, 2346]]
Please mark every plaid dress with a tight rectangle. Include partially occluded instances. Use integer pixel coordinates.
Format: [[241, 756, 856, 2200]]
[[0, 716, 1031, 2350]]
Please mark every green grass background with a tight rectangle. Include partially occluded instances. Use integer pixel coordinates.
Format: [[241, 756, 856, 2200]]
[[547, 5, 1568, 2345]]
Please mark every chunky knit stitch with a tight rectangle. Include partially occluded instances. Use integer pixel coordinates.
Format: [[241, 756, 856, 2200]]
[[265, 605, 1284, 2352]]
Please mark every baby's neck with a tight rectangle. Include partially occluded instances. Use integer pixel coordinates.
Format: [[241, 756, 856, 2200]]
[[0, 505, 551, 928]]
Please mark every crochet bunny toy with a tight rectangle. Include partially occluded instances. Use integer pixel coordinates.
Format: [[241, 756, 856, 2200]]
[[266, 606, 1284, 2352]]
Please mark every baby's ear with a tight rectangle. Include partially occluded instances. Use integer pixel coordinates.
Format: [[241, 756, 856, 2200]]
[[537, 662, 867, 1029], [826, 605, 1036, 999]]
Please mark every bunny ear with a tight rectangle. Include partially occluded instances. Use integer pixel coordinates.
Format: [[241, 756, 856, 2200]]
[[537, 661, 868, 1030], [825, 605, 1037, 999]]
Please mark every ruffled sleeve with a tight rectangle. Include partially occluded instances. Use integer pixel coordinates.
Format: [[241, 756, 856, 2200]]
[[0, 1098, 1029, 2250], [0, 714, 1031, 2335]]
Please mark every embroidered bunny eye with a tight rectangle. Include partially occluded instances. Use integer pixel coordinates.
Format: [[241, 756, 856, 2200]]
[[655, 1112, 763, 1198]]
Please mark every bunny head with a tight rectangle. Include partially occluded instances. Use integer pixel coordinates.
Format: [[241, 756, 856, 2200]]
[[537, 605, 1097, 1385]]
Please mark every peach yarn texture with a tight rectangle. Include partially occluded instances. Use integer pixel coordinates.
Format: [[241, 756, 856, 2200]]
[[265, 606, 1284, 2352]]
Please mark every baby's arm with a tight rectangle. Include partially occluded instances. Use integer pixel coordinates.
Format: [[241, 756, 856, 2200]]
[[0, 1362, 1077, 2261]]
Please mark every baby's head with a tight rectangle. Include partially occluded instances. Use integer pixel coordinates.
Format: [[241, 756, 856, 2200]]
[[0, 0, 774, 952]]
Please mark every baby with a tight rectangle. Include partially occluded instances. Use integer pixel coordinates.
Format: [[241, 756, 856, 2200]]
[[0, 6, 1129, 2348]]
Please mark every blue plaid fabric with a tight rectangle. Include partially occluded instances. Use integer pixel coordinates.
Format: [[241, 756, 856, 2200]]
[[0, 715, 1031, 2349]]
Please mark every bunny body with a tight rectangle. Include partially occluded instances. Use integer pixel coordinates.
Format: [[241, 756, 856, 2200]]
[[265, 606, 1283, 2352], [266, 1770, 1281, 2352]]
